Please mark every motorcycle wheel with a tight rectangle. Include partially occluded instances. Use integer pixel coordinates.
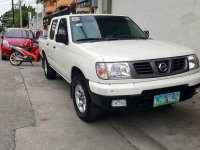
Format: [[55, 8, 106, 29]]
[[9, 52, 23, 66]]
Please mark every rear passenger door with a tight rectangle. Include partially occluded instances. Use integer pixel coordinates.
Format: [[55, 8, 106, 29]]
[[46, 19, 58, 66]]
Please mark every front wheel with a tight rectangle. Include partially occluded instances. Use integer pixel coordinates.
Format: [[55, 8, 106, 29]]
[[72, 74, 103, 122], [9, 52, 23, 66]]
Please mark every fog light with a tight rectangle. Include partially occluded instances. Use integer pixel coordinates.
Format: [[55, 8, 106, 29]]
[[195, 87, 200, 93], [111, 100, 127, 107]]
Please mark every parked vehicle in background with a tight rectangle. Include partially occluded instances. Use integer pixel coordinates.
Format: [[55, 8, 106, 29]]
[[1, 28, 38, 60], [39, 14, 200, 122], [9, 45, 40, 66], [0, 31, 5, 37]]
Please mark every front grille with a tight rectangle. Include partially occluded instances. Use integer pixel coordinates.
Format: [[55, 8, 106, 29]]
[[155, 60, 170, 73], [132, 56, 188, 78], [172, 58, 186, 72], [133, 62, 153, 75]]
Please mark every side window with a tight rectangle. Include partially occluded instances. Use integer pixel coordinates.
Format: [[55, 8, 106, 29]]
[[50, 19, 58, 40], [57, 18, 68, 35]]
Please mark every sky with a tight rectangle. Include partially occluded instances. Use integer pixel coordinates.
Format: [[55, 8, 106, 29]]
[[0, 0, 43, 16]]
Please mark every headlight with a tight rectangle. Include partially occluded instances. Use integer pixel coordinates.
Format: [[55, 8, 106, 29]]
[[3, 40, 10, 48], [96, 62, 131, 79], [187, 55, 199, 70]]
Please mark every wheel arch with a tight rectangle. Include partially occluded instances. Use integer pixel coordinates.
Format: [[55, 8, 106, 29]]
[[71, 66, 85, 80], [41, 50, 45, 58], [71, 66, 103, 122], [70, 66, 86, 98]]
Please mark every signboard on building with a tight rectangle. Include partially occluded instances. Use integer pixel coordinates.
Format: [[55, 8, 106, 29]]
[[92, 0, 98, 7]]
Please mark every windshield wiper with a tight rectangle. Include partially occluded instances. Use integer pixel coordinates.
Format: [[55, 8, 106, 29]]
[[75, 36, 147, 42], [103, 37, 119, 41], [76, 38, 104, 42], [115, 35, 148, 39]]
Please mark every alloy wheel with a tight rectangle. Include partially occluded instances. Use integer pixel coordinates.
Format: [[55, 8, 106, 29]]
[[10, 52, 22, 66], [75, 84, 87, 113], [44, 59, 48, 75]]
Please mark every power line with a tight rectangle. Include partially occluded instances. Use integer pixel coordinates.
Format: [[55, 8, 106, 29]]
[[0, 1, 10, 3], [0, 0, 9, 1], [0, 4, 11, 6]]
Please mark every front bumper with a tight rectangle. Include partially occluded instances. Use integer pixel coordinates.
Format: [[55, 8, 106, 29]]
[[89, 84, 199, 110], [1, 46, 12, 58], [89, 71, 200, 96], [88, 71, 200, 110]]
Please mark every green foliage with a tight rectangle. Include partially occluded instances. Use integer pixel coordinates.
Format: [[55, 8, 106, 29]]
[[36, 0, 44, 3], [1, 5, 36, 28], [0, 25, 4, 33], [1, 11, 13, 28]]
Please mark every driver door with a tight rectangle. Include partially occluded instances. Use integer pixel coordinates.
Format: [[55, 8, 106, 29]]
[[54, 18, 70, 81]]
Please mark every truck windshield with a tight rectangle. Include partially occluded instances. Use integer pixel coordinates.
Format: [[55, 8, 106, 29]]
[[70, 16, 148, 43]]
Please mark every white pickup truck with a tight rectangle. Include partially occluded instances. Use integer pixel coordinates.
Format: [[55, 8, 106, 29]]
[[39, 14, 200, 122]]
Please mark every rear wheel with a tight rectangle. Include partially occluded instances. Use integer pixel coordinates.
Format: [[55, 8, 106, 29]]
[[43, 55, 56, 79], [9, 52, 23, 66], [72, 74, 103, 122]]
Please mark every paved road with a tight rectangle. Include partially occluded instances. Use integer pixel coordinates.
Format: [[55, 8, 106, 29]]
[[0, 59, 35, 150], [1, 58, 200, 150]]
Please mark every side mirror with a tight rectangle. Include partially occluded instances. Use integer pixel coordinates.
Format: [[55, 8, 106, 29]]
[[144, 31, 149, 37], [34, 39, 38, 44], [55, 34, 68, 45]]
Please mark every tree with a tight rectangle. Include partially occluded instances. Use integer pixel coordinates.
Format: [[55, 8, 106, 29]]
[[15, 5, 36, 28], [0, 25, 4, 33], [1, 11, 13, 28], [36, 0, 44, 3], [0, 5, 36, 28]]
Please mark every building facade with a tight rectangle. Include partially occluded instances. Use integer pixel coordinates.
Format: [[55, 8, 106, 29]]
[[44, 0, 75, 15], [111, 0, 200, 50], [30, 0, 200, 51]]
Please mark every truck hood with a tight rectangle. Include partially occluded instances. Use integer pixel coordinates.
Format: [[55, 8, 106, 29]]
[[77, 39, 195, 62]]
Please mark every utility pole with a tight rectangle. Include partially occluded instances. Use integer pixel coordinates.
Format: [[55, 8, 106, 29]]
[[19, 0, 22, 28], [37, 3, 38, 30], [11, 0, 15, 26]]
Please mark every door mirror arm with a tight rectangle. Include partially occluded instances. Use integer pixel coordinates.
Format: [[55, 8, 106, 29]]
[[144, 30, 149, 37]]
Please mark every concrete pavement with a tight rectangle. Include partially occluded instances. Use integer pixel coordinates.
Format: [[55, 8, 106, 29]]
[[0, 60, 35, 150], [1, 58, 200, 150]]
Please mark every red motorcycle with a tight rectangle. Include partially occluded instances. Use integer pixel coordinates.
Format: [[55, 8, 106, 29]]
[[9, 45, 40, 66]]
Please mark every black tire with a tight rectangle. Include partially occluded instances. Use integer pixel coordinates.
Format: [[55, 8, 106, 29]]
[[43, 55, 56, 79], [1, 55, 6, 60], [72, 74, 103, 122], [9, 52, 23, 66], [42, 57, 45, 69], [1, 50, 5, 60]]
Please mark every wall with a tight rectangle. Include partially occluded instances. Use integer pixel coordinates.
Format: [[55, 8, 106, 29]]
[[112, 0, 200, 50]]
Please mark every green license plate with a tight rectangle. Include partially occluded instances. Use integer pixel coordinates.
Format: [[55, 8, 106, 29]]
[[153, 92, 180, 107]]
